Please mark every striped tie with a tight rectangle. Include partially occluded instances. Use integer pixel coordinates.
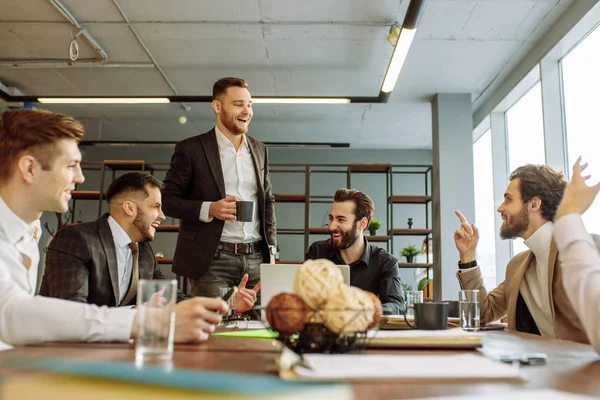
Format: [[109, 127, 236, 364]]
[[120, 242, 139, 306]]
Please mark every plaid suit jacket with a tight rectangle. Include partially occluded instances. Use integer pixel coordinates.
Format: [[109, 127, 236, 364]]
[[40, 214, 189, 306], [161, 129, 277, 279]]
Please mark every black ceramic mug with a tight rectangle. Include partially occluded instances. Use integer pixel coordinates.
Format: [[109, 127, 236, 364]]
[[404, 302, 449, 330], [236, 201, 255, 222]]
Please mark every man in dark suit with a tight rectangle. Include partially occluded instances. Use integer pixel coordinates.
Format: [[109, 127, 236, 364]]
[[162, 77, 277, 311], [40, 172, 189, 306]]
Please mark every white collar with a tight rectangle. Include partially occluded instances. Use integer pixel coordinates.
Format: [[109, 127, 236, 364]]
[[0, 195, 40, 246], [107, 215, 133, 249], [215, 125, 248, 152], [524, 221, 554, 257]]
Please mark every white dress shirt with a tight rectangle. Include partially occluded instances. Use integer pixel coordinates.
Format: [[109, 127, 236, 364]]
[[521, 221, 555, 338], [199, 126, 261, 243], [107, 216, 134, 304], [555, 214, 600, 352], [0, 195, 135, 350]]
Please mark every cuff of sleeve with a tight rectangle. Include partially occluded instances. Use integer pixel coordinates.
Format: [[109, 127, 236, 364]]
[[199, 202, 214, 223], [104, 308, 137, 342], [554, 213, 594, 252]]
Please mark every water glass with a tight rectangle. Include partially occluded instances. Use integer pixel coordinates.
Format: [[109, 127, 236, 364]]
[[405, 290, 424, 316], [135, 279, 177, 364], [459, 289, 480, 331]]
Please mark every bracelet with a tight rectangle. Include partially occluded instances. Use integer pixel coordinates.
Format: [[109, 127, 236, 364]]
[[458, 260, 478, 269]]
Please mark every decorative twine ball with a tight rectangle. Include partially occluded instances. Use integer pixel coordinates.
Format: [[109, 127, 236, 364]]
[[293, 259, 343, 308], [323, 286, 374, 333], [266, 292, 311, 334], [363, 291, 383, 329]]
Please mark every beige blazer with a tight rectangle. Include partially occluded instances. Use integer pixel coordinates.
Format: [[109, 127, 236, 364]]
[[456, 236, 600, 344]]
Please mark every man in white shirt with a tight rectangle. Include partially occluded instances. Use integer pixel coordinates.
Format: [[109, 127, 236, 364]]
[[453, 163, 592, 343], [162, 77, 277, 311], [554, 157, 600, 352], [40, 172, 190, 307], [0, 108, 227, 349]]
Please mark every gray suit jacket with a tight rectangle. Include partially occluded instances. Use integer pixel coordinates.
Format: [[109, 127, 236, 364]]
[[162, 129, 277, 279], [40, 214, 189, 306]]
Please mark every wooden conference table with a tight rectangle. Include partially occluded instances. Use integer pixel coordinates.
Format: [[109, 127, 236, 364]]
[[0, 331, 599, 399]]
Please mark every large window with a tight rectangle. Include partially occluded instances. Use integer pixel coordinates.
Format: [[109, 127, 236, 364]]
[[505, 82, 546, 255], [562, 24, 600, 234], [473, 129, 497, 289]]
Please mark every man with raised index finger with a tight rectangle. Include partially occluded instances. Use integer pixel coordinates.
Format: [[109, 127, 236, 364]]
[[453, 163, 600, 343]]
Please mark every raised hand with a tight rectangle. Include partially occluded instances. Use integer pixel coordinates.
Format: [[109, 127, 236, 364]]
[[235, 273, 260, 313], [209, 196, 238, 221], [556, 157, 600, 219], [453, 210, 479, 262]]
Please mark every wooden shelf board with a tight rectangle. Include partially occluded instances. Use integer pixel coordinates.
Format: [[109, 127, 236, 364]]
[[103, 160, 147, 170], [389, 228, 432, 236], [71, 190, 105, 200], [274, 193, 306, 202], [156, 225, 179, 232], [398, 262, 433, 269], [275, 260, 303, 265], [309, 227, 329, 234], [157, 258, 173, 264], [365, 235, 391, 241], [389, 195, 432, 204], [348, 163, 391, 173]]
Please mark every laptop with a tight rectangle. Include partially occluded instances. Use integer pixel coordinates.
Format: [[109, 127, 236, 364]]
[[259, 263, 350, 320]]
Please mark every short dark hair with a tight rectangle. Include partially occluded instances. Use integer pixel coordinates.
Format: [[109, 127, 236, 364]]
[[333, 189, 375, 224], [0, 109, 85, 183], [212, 77, 249, 101], [106, 172, 164, 204], [509, 164, 566, 221]]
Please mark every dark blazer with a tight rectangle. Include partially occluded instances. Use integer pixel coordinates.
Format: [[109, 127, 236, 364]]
[[162, 129, 277, 279], [40, 214, 189, 306]]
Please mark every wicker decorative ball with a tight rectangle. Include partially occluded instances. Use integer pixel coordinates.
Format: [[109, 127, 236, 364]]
[[266, 292, 311, 334], [293, 259, 344, 308], [363, 291, 383, 329], [322, 286, 374, 333]]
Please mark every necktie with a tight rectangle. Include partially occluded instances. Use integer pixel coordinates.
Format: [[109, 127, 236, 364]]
[[120, 242, 139, 306]]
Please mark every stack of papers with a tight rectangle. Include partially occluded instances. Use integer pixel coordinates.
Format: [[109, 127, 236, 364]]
[[419, 389, 598, 400], [284, 353, 522, 382], [380, 314, 460, 330], [367, 327, 482, 349]]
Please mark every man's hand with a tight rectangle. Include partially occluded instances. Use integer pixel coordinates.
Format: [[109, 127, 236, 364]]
[[209, 196, 238, 221], [453, 210, 479, 263], [556, 157, 600, 219], [172, 297, 228, 343], [235, 273, 261, 313]]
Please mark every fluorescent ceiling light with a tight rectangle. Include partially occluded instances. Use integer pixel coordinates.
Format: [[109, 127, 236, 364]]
[[252, 98, 350, 104], [381, 28, 416, 93], [37, 97, 170, 104]]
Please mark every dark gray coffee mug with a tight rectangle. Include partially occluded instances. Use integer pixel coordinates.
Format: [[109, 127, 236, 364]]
[[404, 302, 448, 330], [236, 201, 255, 222], [444, 300, 460, 318]]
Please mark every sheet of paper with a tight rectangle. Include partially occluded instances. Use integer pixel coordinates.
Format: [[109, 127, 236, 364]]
[[410, 389, 598, 400], [294, 354, 521, 381]]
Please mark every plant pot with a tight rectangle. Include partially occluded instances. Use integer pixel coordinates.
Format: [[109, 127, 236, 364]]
[[405, 256, 414, 263], [369, 229, 377, 236]]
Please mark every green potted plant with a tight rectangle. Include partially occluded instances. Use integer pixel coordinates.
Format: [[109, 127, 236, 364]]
[[400, 244, 419, 263], [417, 277, 430, 291], [368, 219, 381, 236]]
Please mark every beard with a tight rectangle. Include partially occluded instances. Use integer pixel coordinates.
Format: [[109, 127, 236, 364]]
[[330, 222, 360, 250], [221, 108, 249, 135], [133, 208, 155, 242], [500, 203, 530, 239]]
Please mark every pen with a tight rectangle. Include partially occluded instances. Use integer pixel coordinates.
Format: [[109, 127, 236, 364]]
[[221, 286, 238, 303]]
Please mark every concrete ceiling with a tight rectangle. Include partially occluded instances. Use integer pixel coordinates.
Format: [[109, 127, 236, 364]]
[[0, 0, 574, 149]]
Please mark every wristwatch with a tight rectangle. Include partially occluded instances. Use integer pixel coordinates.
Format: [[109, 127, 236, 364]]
[[458, 260, 478, 269], [268, 245, 277, 256]]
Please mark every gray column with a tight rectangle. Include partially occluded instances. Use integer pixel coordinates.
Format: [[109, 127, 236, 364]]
[[540, 57, 568, 172], [432, 93, 475, 300]]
